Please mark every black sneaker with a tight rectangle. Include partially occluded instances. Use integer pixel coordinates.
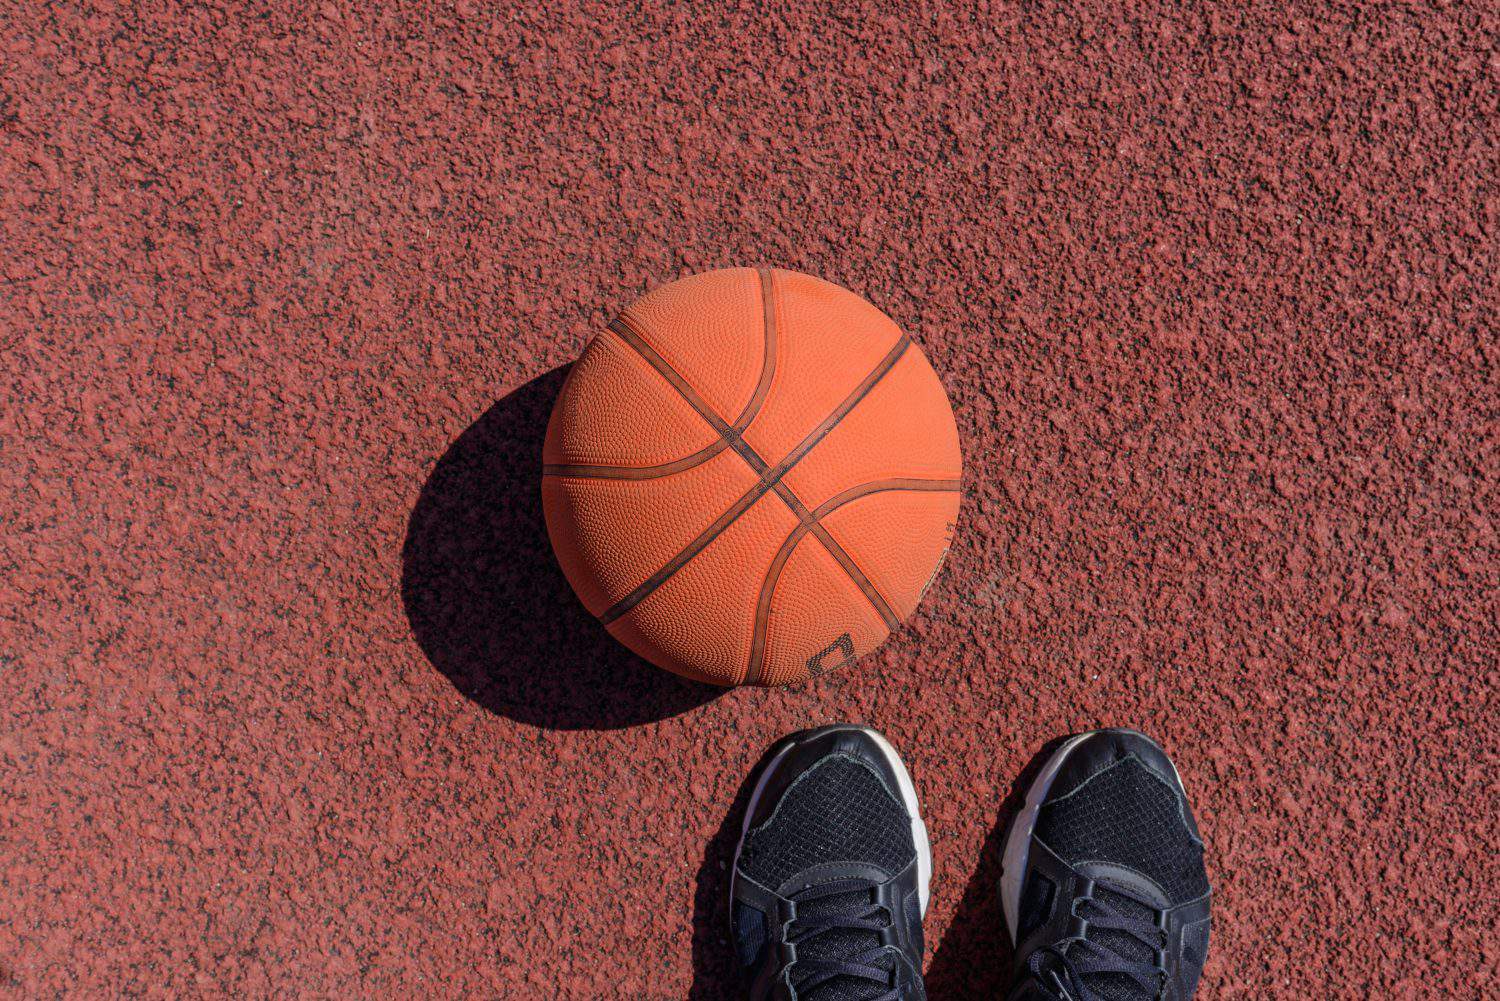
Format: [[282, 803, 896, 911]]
[[731, 725, 931, 1001], [1001, 729, 1211, 1001]]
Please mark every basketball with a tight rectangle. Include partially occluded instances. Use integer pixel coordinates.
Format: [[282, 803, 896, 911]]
[[541, 268, 962, 687]]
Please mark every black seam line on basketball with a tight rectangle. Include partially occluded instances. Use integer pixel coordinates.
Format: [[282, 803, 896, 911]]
[[744, 476, 961, 684], [808, 522, 899, 628], [542, 439, 731, 480], [731, 267, 779, 431], [553, 291, 778, 483], [598, 333, 913, 627], [744, 272, 887, 622], [768, 479, 899, 630], [609, 315, 735, 436]]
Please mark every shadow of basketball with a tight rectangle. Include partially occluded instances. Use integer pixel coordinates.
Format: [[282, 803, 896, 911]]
[[400, 366, 723, 730]]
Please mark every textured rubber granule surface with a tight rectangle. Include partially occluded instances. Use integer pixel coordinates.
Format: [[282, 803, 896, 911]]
[[1, 2, 1494, 998]]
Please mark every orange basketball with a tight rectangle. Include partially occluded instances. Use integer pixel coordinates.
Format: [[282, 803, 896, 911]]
[[541, 268, 962, 687]]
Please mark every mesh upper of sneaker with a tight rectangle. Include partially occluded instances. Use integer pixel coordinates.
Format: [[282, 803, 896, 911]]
[[738, 754, 916, 889], [1034, 755, 1208, 905]]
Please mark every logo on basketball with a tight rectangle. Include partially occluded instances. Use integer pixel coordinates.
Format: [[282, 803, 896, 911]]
[[806, 633, 856, 677]]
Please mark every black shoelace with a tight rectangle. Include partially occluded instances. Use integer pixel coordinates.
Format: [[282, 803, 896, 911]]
[[786, 879, 904, 1001], [1028, 880, 1167, 1001]]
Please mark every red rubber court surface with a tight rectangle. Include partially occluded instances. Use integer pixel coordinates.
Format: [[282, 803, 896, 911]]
[[2, 2, 1494, 998]]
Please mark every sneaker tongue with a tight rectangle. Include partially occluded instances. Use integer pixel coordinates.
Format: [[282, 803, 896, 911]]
[[791, 887, 892, 1001]]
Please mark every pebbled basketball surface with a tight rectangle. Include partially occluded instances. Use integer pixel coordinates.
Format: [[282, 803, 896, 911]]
[[1, 3, 1493, 999], [543, 268, 961, 687]]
